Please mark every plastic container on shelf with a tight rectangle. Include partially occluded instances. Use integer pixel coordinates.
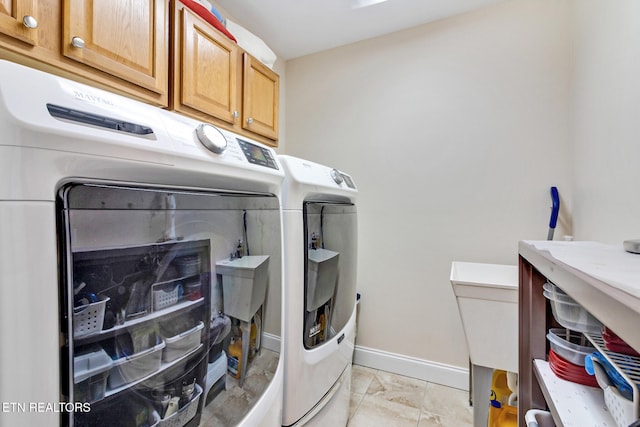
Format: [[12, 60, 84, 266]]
[[73, 346, 113, 403], [153, 283, 181, 311], [542, 287, 602, 334], [161, 321, 204, 363], [174, 255, 201, 277], [108, 341, 166, 389], [155, 384, 202, 427], [547, 328, 595, 366], [73, 296, 110, 338], [542, 281, 566, 300], [183, 277, 202, 301]]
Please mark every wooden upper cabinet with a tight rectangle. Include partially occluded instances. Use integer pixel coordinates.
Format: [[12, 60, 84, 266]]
[[242, 53, 278, 141], [62, 0, 169, 97], [173, 2, 240, 126], [171, 0, 279, 145], [0, 0, 39, 45]]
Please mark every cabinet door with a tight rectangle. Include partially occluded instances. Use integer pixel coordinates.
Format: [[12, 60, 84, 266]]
[[176, 3, 240, 125], [62, 0, 168, 95], [242, 53, 279, 141], [0, 0, 39, 45]]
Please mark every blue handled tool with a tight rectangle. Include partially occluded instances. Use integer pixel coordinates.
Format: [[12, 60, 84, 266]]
[[547, 187, 560, 240]]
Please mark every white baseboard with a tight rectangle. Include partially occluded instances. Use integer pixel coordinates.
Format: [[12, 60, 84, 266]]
[[258, 335, 469, 391], [353, 345, 469, 391], [261, 332, 281, 353]]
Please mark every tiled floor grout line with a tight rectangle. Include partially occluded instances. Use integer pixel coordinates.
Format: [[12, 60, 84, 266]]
[[348, 364, 473, 427], [416, 380, 429, 427]]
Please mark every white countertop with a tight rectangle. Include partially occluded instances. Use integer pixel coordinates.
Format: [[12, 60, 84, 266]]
[[525, 240, 640, 298], [519, 240, 640, 355]]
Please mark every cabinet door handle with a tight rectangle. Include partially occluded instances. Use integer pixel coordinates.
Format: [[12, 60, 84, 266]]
[[22, 15, 38, 29], [246, 117, 254, 124], [71, 36, 85, 49], [232, 111, 239, 119]]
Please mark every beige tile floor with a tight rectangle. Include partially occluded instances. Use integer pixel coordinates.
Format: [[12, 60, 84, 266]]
[[349, 365, 473, 427]]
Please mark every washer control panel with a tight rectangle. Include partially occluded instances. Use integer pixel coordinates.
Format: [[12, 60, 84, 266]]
[[187, 121, 279, 170], [237, 138, 279, 169], [279, 155, 357, 193]]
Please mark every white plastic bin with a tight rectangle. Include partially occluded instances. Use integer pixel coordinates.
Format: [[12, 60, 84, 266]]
[[73, 296, 110, 338], [156, 384, 203, 427], [161, 321, 204, 362], [73, 346, 113, 403], [153, 283, 180, 311], [108, 341, 165, 389]]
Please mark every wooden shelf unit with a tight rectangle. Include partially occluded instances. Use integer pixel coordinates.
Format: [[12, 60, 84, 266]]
[[518, 240, 640, 426]]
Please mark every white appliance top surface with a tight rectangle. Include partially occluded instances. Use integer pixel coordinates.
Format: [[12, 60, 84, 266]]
[[523, 240, 640, 298], [278, 155, 357, 208], [0, 60, 283, 194]]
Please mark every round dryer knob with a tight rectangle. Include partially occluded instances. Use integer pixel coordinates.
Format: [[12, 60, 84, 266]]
[[195, 123, 227, 154], [330, 168, 343, 185]]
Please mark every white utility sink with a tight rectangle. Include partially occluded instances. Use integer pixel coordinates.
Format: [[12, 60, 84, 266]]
[[450, 262, 518, 372], [217, 255, 269, 323], [307, 248, 339, 311]]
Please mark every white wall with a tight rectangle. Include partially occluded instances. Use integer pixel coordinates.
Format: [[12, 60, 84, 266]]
[[285, 0, 572, 376], [571, 1, 640, 242]]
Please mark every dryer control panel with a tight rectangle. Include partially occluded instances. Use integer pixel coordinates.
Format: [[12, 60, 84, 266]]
[[278, 155, 357, 209], [279, 155, 357, 191], [237, 138, 278, 169]]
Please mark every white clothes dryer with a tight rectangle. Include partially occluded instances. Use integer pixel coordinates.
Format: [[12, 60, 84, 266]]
[[0, 60, 284, 427], [279, 155, 358, 427]]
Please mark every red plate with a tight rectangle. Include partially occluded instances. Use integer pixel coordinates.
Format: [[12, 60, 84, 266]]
[[549, 350, 588, 375], [602, 327, 640, 357], [549, 349, 599, 388]]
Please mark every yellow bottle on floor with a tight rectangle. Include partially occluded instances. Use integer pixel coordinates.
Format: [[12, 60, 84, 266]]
[[318, 312, 326, 342], [249, 313, 262, 361], [227, 336, 243, 379], [249, 319, 257, 360], [488, 370, 517, 427]]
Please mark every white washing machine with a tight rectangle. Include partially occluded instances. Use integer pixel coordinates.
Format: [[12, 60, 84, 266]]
[[279, 155, 358, 427], [0, 60, 285, 427]]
